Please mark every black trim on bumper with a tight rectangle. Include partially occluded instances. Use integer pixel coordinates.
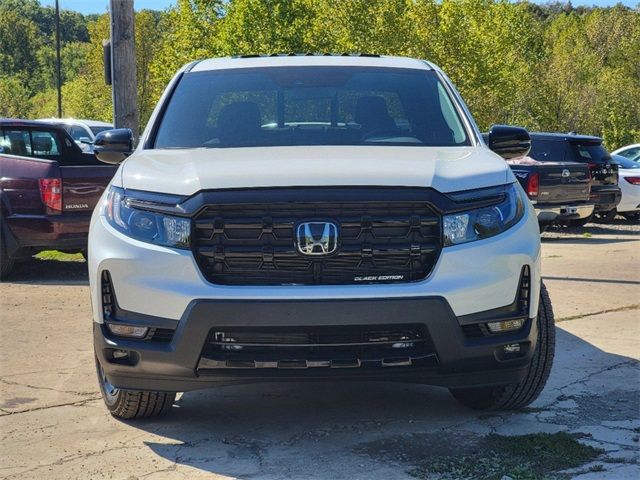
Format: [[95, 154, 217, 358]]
[[95, 296, 537, 392]]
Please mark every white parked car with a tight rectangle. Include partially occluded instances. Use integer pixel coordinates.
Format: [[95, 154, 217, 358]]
[[36, 118, 113, 152], [611, 144, 640, 163], [88, 54, 554, 419], [613, 154, 640, 221]]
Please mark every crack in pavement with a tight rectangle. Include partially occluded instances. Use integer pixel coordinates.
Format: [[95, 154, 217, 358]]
[[556, 304, 640, 322], [0, 395, 101, 416], [0, 377, 97, 398], [0, 443, 148, 480], [557, 359, 638, 392], [138, 464, 180, 479]]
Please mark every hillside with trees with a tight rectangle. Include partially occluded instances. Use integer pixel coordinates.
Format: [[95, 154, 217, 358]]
[[0, 0, 638, 149]]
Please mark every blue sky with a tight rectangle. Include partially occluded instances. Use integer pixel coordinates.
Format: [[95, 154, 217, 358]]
[[41, 0, 639, 15]]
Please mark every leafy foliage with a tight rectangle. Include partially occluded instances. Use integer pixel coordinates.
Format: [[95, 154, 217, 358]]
[[0, 0, 638, 148]]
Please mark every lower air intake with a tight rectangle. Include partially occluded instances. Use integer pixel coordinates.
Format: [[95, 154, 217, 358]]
[[197, 324, 438, 372]]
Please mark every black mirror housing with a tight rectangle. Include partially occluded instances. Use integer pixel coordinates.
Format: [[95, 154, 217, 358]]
[[94, 128, 133, 164], [487, 125, 531, 160]]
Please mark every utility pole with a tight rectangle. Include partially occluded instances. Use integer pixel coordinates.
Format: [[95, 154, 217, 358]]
[[109, 0, 139, 141], [55, 0, 62, 118]]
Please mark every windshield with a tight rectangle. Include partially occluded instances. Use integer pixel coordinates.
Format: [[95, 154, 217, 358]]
[[616, 146, 640, 162], [153, 67, 470, 149], [89, 126, 112, 136], [573, 143, 611, 163]]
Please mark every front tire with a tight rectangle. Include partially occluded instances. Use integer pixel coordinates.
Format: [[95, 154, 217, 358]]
[[95, 356, 176, 419], [449, 281, 555, 410]]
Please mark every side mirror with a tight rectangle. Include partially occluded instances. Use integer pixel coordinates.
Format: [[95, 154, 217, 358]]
[[94, 128, 133, 164], [486, 125, 531, 160]]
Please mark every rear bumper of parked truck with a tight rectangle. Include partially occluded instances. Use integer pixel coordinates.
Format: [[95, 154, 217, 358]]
[[3, 212, 91, 258], [534, 202, 594, 225], [90, 203, 542, 392]]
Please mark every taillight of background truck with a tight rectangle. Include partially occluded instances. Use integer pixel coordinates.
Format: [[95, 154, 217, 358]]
[[526, 172, 539, 200], [38, 178, 62, 214]]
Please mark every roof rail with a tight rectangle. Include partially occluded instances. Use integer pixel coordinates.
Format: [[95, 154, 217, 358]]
[[232, 53, 381, 59]]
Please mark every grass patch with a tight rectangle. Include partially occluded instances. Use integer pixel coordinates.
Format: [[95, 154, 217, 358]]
[[581, 232, 593, 238], [409, 432, 603, 480], [34, 250, 84, 262]]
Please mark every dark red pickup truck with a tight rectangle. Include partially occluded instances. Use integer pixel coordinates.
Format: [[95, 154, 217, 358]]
[[0, 119, 117, 278]]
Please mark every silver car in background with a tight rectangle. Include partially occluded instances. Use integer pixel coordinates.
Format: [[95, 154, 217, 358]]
[[36, 118, 114, 152]]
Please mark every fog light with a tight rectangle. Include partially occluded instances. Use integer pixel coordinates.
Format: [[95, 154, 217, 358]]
[[486, 318, 525, 333], [112, 349, 129, 359], [503, 343, 521, 354], [107, 323, 149, 338]]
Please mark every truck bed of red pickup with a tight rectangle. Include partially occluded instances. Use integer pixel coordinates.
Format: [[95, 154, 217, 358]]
[[0, 120, 117, 278], [1, 152, 117, 261]]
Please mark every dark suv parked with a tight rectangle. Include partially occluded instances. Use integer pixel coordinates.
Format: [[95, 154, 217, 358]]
[[528, 133, 621, 225]]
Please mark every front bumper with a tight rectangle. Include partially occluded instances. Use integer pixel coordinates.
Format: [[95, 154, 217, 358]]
[[95, 296, 536, 392], [534, 202, 594, 225], [89, 197, 541, 392]]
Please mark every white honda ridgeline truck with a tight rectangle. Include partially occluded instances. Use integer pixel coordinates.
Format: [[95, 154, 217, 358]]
[[90, 54, 554, 419]]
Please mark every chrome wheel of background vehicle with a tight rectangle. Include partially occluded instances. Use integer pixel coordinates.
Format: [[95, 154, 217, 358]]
[[449, 281, 555, 410], [95, 355, 176, 419]]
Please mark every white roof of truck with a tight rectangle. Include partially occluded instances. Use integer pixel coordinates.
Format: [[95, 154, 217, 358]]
[[190, 54, 432, 73]]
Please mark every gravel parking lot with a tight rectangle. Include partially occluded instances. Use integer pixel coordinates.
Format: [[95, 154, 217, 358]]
[[1, 221, 638, 480]]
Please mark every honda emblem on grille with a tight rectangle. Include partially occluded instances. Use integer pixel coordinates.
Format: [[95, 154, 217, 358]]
[[296, 222, 339, 256]]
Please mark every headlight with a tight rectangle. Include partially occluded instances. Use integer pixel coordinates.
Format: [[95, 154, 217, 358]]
[[443, 183, 525, 246], [102, 187, 191, 249]]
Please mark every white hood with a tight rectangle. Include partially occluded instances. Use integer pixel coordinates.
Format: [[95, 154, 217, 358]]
[[120, 146, 512, 196]]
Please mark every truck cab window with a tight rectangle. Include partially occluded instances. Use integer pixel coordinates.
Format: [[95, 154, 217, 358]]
[[31, 130, 61, 156]]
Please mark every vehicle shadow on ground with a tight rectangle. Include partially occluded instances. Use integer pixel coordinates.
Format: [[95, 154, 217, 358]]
[[6, 258, 88, 286], [127, 328, 639, 479]]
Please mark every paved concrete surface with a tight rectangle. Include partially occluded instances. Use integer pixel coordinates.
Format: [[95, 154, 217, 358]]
[[0, 222, 638, 479]]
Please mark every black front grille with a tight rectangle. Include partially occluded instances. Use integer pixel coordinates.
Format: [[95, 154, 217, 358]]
[[193, 193, 441, 285], [198, 324, 437, 371]]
